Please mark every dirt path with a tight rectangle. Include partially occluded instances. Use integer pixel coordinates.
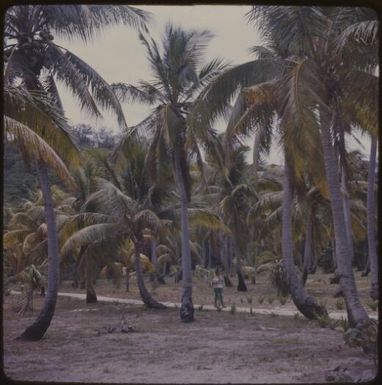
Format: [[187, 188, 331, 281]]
[[11, 290, 377, 321]]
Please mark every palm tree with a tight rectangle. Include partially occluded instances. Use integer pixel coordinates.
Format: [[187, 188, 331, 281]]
[[112, 24, 228, 322], [246, 6, 377, 327], [195, 6, 375, 328], [203, 134, 257, 290], [197, 25, 327, 319], [4, 5, 149, 340], [4, 85, 80, 340], [336, 14, 379, 300], [61, 179, 166, 309]]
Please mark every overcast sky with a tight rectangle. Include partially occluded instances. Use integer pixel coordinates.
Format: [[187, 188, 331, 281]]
[[55, 5, 372, 164]]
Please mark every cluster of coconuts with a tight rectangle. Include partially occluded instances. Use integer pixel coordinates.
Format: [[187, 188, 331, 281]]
[[38, 30, 54, 42], [15, 30, 54, 74]]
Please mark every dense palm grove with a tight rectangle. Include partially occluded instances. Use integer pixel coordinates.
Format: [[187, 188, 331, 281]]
[[3, 4, 378, 356]]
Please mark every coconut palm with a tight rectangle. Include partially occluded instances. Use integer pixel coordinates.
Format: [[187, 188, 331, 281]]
[[246, 6, 377, 327], [336, 14, 379, 300], [112, 24, 228, 322], [4, 85, 80, 340], [202, 134, 258, 290], [61, 179, 166, 309], [194, 19, 328, 318], [4, 5, 149, 340], [195, 6, 375, 327]]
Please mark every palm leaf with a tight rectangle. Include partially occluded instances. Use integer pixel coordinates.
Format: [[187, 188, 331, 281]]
[[189, 58, 281, 141], [48, 44, 127, 129], [188, 209, 231, 235], [4, 85, 81, 168], [61, 223, 123, 258], [4, 116, 76, 189]]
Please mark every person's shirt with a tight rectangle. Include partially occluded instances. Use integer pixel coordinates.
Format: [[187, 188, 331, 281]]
[[212, 275, 224, 289]]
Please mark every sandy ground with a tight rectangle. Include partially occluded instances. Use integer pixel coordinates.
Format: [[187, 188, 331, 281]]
[[59, 268, 378, 316], [3, 288, 378, 384]]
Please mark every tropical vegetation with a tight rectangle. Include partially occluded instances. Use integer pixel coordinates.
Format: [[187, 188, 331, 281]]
[[3, 4, 378, 359]]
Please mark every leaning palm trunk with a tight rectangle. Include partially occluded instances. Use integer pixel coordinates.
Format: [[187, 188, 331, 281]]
[[150, 238, 164, 284], [320, 121, 369, 327], [174, 151, 194, 322], [302, 209, 313, 285], [367, 137, 378, 300], [19, 161, 59, 340], [133, 241, 166, 309], [86, 257, 97, 303], [282, 156, 327, 319]]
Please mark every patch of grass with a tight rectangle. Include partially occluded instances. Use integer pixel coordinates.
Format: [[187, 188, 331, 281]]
[[338, 317, 349, 331], [198, 304, 204, 311], [335, 299, 345, 310], [246, 296, 253, 304], [294, 312, 303, 320], [319, 300, 327, 309], [368, 300, 378, 311], [229, 304, 236, 315], [279, 296, 287, 305], [258, 296, 265, 304], [267, 296, 275, 305], [316, 314, 335, 329]]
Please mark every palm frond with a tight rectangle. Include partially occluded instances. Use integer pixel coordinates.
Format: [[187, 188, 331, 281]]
[[61, 223, 123, 258], [4, 230, 30, 248], [189, 59, 281, 141], [133, 209, 160, 234], [44, 5, 149, 42], [336, 19, 378, 51], [112, 82, 163, 105], [84, 179, 138, 217], [4, 84, 81, 168], [4, 116, 76, 189], [49, 44, 127, 129], [188, 209, 231, 235], [59, 212, 116, 244]]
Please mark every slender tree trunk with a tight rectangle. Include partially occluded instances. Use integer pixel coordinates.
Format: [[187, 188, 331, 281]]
[[134, 240, 166, 309], [227, 238, 233, 274], [150, 238, 159, 283], [125, 268, 130, 292], [202, 237, 207, 268], [302, 208, 313, 285], [86, 257, 97, 303], [236, 256, 247, 292], [18, 161, 59, 340], [282, 155, 327, 319], [341, 167, 354, 264], [320, 120, 369, 327], [174, 151, 194, 322], [208, 241, 212, 269], [367, 137, 378, 300], [222, 235, 232, 286]]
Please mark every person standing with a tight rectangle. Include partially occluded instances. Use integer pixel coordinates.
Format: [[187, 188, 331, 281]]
[[211, 268, 225, 308]]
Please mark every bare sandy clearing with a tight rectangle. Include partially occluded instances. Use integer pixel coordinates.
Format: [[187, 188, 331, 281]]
[[3, 294, 377, 384]]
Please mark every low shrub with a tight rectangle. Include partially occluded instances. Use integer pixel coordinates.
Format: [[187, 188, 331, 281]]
[[335, 299, 344, 310], [269, 261, 289, 297]]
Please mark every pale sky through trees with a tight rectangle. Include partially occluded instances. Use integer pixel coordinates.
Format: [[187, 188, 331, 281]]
[[55, 5, 372, 165]]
